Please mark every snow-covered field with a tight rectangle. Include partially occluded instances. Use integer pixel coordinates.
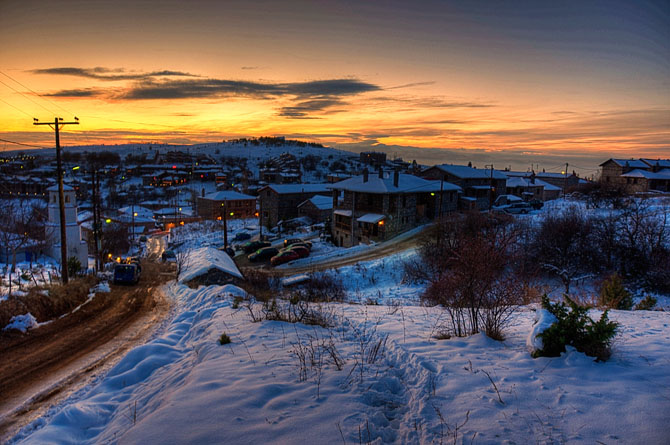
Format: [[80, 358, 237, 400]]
[[7, 197, 670, 444], [10, 280, 669, 444]]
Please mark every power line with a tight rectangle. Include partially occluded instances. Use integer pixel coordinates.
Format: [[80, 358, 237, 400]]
[[0, 70, 76, 117], [0, 78, 56, 115], [0, 138, 50, 149], [0, 97, 35, 118]]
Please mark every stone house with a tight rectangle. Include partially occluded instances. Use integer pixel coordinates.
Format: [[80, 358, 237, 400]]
[[328, 169, 460, 247], [422, 164, 507, 210], [196, 190, 257, 220], [600, 158, 670, 193], [258, 183, 331, 228], [297, 195, 333, 224]]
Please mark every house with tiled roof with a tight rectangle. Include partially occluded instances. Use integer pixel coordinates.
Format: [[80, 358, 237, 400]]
[[421, 164, 507, 210], [600, 158, 670, 192], [297, 195, 334, 224], [327, 168, 460, 247], [258, 183, 331, 228], [196, 190, 257, 220]]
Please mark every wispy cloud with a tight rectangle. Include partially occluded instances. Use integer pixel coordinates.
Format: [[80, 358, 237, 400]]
[[119, 78, 378, 100], [31, 67, 197, 81], [44, 88, 104, 97]]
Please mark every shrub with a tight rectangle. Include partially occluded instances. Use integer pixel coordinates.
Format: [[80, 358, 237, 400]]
[[635, 295, 657, 311], [218, 333, 231, 345], [599, 273, 632, 310], [297, 272, 346, 302], [67, 256, 82, 277], [239, 268, 277, 302], [536, 295, 618, 361]]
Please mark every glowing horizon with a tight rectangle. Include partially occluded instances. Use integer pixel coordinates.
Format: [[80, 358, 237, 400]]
[[1, 0, 668, 171]]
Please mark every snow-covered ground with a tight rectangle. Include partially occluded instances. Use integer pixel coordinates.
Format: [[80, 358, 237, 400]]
[[7, 196, 670, 444], [0, 260, 60, 302], [10, 281, 670, 444]]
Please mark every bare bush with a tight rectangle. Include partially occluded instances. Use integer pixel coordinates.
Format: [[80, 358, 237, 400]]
[[239, 268, 277, 302], [421, 212, 524, 340], [292, 272, 346, 302], [531, 207, 599, 294]]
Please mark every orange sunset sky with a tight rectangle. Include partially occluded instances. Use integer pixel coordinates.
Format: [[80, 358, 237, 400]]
[[1, 0, 668, 173]]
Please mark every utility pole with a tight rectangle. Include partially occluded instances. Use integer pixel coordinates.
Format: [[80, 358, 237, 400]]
[[34, 117, 79, 283], [222, 199, 229, 249], [563, 162, 569, 198], [485, 164, 494, 211], [91, 168, 101, 272], [258, 196, 263, 241]]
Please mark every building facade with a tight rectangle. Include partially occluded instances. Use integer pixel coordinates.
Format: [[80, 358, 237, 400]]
[[45, 185, 89, 267], [329, 169, 460, 247]]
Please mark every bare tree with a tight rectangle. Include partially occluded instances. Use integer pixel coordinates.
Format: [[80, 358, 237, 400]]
[[0, 199, 41, 294], [531, 207, 598, 294], [175, 249, 191, 279]]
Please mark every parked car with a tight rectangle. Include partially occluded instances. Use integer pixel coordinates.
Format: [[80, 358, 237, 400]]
[[271, 249, 300, 266], [240, 240, 271, 253], [218, 246, 236, 257], [162, 250, 177, 263], [504, 202, 533, 214], [113, 263, 141, 285], [232, 232, 252, 242], [248, 247, 279, 262], [287, 245, 310, 259], [529, 199, 544, 210], [288, 241, 312, 250], [283, 238, 306, 248]]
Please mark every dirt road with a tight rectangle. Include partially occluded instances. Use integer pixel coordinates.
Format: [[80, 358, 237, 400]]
[[0, 262, 173, 442]]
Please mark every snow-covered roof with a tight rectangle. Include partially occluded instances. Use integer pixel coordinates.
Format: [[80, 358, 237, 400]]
[[641, 159, 670, 168], [153, 207, 193, 217], [536, 172, 574, 179], [46, 184, 74, 192], [203, 190, 256, 201], [77, 210, 93, 223], [430, 164, 508, 180], [334, 209, 352, 217], [298, 194, 333, 210], [534, 179, 562, 191], [328, 173, 459, 194], [600, 158, 650, 168], [262, 183, 330, 194], [118, 206, 154, 219], [357, 213, 385, 224], [179, 247, 243, 283], [621, 168, 670, 179], [470, 185, 493, 190]]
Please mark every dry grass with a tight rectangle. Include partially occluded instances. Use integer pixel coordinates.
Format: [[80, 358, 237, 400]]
[[0, 275, 98, 327]]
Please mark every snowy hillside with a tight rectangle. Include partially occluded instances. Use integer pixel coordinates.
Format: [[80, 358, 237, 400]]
[[11, 281, 670, 444]]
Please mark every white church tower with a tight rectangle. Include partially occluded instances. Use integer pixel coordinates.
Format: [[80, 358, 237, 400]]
[[45, 185, 89, 268]]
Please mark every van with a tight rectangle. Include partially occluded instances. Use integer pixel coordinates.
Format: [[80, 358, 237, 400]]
[[114, 263, 141, 285]]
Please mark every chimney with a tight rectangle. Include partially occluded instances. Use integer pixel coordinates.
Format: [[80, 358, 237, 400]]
[[378, 166, 384, 179], [530, 173, 535, 184], [393, 169, 399, 187], [363, 168, 369, 183]]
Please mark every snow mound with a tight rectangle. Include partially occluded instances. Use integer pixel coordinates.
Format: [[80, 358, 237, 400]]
[[178, 247, 243, 283], [92, 282, 111, 293], [526, 308, 558, 355], [3, 313, 39, 333]]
